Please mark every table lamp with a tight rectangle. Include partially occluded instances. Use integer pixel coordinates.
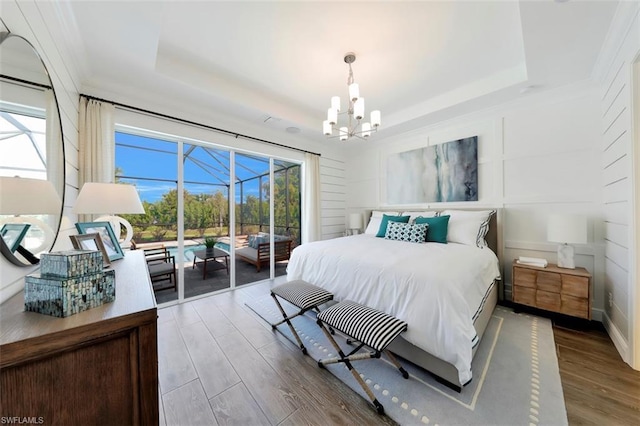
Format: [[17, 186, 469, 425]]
[[0, 176, 62, 263], [349, 213, 363, 235], [73, 182, 144, 248], [547, 214, 587, 269]]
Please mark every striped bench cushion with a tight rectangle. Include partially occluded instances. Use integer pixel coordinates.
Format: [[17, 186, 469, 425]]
[[317, 301, 408, 353], [271, 280, 333, 310]]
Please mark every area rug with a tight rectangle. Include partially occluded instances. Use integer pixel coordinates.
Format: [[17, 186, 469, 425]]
[[246, 297, 568, 426]]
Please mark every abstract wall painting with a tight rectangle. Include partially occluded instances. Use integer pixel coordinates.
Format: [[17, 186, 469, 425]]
[[387, 136, 478, 204]]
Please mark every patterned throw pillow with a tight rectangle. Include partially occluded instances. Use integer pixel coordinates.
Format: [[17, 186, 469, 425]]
[[384, 221, 429, 243]]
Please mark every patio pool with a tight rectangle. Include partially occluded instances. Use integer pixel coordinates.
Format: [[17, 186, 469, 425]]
[[167, 241, 231, 262]]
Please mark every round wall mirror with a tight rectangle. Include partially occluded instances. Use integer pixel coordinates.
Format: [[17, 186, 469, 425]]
[[0, 32, 65, 266]]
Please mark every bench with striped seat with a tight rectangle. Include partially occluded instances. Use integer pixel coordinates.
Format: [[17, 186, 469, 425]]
[[270, 280, 333, 354], [316, 300, 409, 414]]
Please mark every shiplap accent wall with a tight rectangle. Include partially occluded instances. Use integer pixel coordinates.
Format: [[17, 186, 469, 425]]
[[594, 3, 640, 366], [320, 156, 347, 240], [0, 1, 81, 303]]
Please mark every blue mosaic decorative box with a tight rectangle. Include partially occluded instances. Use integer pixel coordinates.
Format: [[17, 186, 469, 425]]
[[40, 250, 104, 278], [24, 269, 116, 318]]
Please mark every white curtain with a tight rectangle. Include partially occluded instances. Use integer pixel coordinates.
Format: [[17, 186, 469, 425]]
[[78, 97, 115, 186], [302, 152, 321, 244]]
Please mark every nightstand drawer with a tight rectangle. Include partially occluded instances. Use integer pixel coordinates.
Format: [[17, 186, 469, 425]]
[[513, 268, 536, 288], [513, 285, 536, 305], [536, 290, 561, 311], [537, 271, 561, 293], [562, 275, 589, 298], [561, 294, 589, 319]]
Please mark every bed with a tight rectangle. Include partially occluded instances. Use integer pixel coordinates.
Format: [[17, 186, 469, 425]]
[[286, 208, 502, 391]]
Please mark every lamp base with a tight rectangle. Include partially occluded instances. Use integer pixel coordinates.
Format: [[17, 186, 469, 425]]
[[557, 243, 575, 269]]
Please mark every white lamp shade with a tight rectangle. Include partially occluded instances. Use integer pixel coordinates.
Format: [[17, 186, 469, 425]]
[[349, 213, 363, 230], [73, 182, 144, 214], [339, 127, 348, 141], [349, 83, 359, 102], [354, 97, 365, 120], [322, 120, 332, 136], [331, 96, 341, 112], [0, 177, 61, 214], [547, 214, 587, 244], [361, 122, 371, 137], [371, 110, 381, 127], [327, 107, 337, 125]]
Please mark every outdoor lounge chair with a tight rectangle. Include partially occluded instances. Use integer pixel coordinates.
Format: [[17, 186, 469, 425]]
[[143, 247, 177, 291]]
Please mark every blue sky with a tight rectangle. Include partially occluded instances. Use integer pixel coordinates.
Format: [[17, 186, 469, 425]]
[[115, 132, 275, 203]]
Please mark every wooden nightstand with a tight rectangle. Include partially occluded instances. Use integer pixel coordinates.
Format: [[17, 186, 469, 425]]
[[512, 261, 592, 320]]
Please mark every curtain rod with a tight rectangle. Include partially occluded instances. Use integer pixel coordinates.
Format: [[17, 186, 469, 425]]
[[1, 74, 51, 91], [79, 94, 321, 157]]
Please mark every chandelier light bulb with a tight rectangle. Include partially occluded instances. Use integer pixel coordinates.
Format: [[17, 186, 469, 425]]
[[349, 83, 359, 102], [339, 127, 348, 141], [323, 120, 332, 136], [362, 122, 371, 137], [331, 96, 341, 112], [354, 97, 365, 120], [371, 110, 381, 127], [327, 108, 337, 125]]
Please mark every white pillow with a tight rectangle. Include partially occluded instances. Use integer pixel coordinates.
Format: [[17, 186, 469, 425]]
[[365, 216, 382, 235], [441, 210, 494, 247], [401, 211, 437, 224], [365, 211, 399, 235]]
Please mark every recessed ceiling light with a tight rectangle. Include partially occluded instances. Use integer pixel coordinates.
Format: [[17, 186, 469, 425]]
[[286, 127, 301, 134]]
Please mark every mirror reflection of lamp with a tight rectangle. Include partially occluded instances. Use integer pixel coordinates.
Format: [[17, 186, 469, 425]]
[[0, 176, 62, 264], [73, 182, 145, 248]]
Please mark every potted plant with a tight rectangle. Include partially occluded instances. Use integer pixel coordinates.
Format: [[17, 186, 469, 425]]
[[204, 236, 217, 252]]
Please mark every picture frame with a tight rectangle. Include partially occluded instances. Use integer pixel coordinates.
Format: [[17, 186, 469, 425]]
[[75, 221, 124, 261], [69, 232, 111, 267], [0, 223, 32, 253]]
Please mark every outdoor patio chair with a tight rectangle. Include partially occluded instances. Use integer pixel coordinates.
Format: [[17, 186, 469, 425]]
[[143, 247, 177, 291]]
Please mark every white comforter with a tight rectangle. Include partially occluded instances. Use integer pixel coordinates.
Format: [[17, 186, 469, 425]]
[[286, 234, 500, 384]]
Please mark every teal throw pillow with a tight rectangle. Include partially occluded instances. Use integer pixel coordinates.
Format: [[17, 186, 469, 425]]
[[376, 214, 410, 238], [415, 215, 450, 243]]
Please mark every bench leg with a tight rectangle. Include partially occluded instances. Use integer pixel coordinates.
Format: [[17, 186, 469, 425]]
[[316, 321, 385, 414], [270, 293, 307, 355], [384, 350, 410, 379]]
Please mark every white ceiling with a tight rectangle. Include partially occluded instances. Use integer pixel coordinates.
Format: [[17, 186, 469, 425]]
[[55, 0, 619, 144]]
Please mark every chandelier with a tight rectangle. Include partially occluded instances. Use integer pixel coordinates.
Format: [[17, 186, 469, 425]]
[[323, 52, 381, 141]]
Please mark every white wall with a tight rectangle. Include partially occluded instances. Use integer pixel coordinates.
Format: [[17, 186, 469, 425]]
[[592, 2, 640, 368], [345, 82, 604, 317]]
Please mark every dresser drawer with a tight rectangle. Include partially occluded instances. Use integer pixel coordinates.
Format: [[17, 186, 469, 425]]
[[537, 271, 561, 293], [536, 289, 561, 311], [561, 294, 589, 319], [513, 268, 536, 288], [562, 275, 589, 298], [513, 285, 536, 306]]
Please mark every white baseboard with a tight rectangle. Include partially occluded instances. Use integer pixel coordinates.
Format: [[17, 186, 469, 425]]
[[602, 311, 632, 367]]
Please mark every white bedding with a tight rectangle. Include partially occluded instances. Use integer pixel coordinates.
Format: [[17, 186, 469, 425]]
[[286, 234, 500, 384]]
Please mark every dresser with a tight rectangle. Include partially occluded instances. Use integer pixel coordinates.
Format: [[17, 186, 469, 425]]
[[512, 261, 592, 320], [0, 251, 158, 425]]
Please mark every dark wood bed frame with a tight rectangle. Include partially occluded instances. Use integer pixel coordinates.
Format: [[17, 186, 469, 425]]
[[364, 208, 503, 391]]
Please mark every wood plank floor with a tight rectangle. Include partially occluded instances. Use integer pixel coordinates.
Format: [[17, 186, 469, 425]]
[[157, 280, 640, 425]]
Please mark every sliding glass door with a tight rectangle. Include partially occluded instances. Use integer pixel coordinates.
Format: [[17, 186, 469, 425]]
[[116, 129, 302, 305]]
